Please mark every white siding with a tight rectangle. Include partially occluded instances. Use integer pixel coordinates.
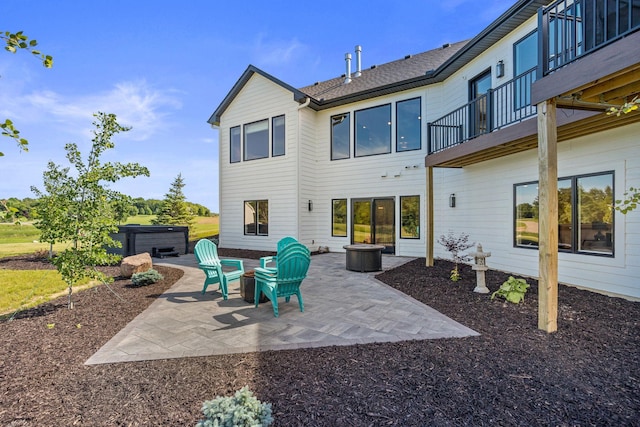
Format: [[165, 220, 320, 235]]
[[218, 74, 302, 251], [214, 13, 640, 298], [311, 88, 428, 257], [434, 122, 640, 299]]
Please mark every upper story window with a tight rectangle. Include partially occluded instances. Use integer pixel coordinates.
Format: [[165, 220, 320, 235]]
[[514, 30, 538, 109], [244, 119, 269, 161], [230, 126, 241, 163], [355, 104, 391, 157], [231, 114, 285, 163], [396, 98, 421, 152], [514, 171, 614, 256], [272, 115, 285, 157], [331, 113, 350, 160]]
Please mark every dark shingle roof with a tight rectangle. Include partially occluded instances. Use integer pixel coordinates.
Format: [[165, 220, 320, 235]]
[[209, 0, 548, 122], [299, 40, 468, 102]]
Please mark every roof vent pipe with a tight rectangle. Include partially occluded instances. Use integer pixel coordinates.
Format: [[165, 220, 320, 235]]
[[344, 53, 352, 84], [354, 45, 362, 77]]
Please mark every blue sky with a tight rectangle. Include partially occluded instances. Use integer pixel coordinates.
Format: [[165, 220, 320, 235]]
[[1, 0, 513, 212]]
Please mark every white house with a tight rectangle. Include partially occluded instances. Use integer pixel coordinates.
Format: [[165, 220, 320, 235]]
[[209, 0, 640, 330]]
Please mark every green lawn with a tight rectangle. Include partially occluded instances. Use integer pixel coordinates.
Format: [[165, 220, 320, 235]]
[[0, 215, 219, 314], [0, 269, 95, 316], [0, 215, 219, 258]]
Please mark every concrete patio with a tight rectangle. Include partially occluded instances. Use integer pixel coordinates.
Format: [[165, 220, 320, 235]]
[[85, 252, 478, 365]]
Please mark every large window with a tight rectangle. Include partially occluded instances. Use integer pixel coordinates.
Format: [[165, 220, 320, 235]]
[[272, 115, 285, 157], [243, 119, 269, 161], [331, 113, 350, 160], [514, 31, 538, 109], [400, 196, 420, 239], [514, 171, 614, 255], [396, 98, 421, 152], [332, 199, 347, 237], [355, 104, 391, 157], [244, 200, 269, 236], [230, 126, 241, 163]]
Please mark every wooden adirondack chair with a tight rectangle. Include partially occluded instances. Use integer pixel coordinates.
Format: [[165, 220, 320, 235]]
[[259, 236, 298, 269], [194, 239, 244, 300], [254, 242, 311, 317]]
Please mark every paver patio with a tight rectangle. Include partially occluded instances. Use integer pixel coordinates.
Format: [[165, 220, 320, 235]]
[[85, 252, 478, 365]]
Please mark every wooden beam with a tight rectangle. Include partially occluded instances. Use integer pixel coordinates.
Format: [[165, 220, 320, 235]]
[[574, 67, 640, 102], [537, 99, 558, 333], [426, 167, 434, 267]]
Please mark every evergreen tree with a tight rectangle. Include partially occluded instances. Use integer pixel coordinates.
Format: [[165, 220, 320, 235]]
[[152, 173, 195, 227]]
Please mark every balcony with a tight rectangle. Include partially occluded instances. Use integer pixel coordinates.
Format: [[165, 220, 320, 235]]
[[426, 0, 640, 167], [540, 0, 640, 77], [428, 68, 537, 154]]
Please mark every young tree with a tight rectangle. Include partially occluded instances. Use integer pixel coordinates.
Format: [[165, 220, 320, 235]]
[[152, 173, 195, 227], [1, 30, 53, 156], [31, 112, 150, 308], [607, 96, 638, 213]]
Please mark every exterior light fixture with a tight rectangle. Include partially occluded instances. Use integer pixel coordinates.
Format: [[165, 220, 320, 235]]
[[496, 60, 505, 78], [308, 200, 313, 211], [449, 193, 456, 208]]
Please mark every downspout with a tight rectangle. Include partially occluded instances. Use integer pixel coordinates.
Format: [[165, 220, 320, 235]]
[[297, 97, 311, 245]]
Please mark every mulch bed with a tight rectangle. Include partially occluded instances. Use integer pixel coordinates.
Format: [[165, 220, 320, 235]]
[[1, 251, 639, 426]]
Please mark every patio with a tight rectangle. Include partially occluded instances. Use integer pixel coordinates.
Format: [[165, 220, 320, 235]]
[[85, 252, 478, 365]]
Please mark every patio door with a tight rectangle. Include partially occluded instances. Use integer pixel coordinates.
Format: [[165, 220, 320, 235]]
[[469, 69, 492, 138], [351, 198, 395, 254]]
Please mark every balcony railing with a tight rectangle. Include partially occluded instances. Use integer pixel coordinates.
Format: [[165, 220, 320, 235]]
[[539, 0, 640, 76], [428, 68, 537, 154]]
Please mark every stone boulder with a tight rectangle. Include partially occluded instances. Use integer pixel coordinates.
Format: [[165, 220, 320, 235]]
[[120, 252, 153, 278]]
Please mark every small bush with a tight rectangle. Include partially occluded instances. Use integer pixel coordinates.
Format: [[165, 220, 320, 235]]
[[196, 386, 273, 427], [437, 231, 475, 282], [491, 276, 530, 304], [130, 269, 163, 286]]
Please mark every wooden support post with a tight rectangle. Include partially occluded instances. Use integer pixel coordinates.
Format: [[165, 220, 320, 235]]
[[537, 99, 558, 333], [426, 166, 434, 267]]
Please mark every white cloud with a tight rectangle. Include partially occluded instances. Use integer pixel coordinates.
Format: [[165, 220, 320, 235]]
[[251, 33, 306, 66], [0, 79, 183, 142]]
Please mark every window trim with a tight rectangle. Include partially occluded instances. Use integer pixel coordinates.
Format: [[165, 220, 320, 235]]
[[513, 171, 614, 257], [400, 195, 420, 239], [230, 126, 241, 163], [331, 198, 348, 237], [272, 115, 285, 157], [244, 199, 269, 236], [396, 98, 422, 152], [354, 103, 392, 158], [243, 119, 269, 161], [331, 113, 350, 160]]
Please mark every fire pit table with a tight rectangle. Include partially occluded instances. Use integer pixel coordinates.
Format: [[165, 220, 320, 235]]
[[343, 244, 385, 272]]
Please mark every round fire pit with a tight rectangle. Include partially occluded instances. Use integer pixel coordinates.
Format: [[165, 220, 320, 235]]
[[343, 244, 385, 272]]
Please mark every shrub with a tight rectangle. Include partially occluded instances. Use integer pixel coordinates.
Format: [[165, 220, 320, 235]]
[[196, 386, 273, 427], [491, 276, 530, 304], [437, 231, 475, 282], [130, 269, 163, 286]]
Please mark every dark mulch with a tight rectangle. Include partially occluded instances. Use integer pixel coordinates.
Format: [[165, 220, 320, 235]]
[[1, 251, 639, 426]]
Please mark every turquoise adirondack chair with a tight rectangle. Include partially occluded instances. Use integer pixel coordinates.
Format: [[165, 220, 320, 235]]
[[259, 236, 298, 269], [194, 239, 244, 300], [254, 242, 311, 317]]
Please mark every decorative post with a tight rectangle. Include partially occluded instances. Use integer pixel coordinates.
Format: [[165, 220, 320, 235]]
[[470, 243, 491, 294]]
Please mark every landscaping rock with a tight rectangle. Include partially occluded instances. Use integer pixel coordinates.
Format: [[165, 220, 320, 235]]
[[120, 253, 153, 278]]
